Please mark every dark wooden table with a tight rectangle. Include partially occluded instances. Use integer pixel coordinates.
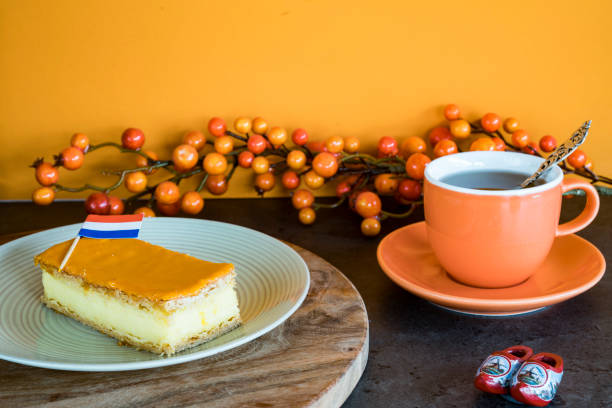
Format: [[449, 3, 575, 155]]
[[1, 196, 610, 407]]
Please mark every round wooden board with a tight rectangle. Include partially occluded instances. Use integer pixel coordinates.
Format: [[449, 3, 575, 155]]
[[0, 242, 369, 408]]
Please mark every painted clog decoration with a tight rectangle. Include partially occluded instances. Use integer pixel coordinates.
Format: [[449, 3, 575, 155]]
[[474, 345, 533, 394], [510, 353, 564, 407]]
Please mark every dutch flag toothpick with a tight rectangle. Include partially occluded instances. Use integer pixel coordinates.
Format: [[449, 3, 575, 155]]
[[59, 214, 144, 272]]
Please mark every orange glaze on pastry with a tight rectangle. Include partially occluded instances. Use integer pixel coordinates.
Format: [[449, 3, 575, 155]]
[[35, 238, 233, 300]]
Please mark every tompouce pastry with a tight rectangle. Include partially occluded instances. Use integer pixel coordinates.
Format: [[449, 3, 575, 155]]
[[34, 238, 241, 355]]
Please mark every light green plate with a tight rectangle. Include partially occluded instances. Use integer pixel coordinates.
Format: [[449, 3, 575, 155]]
[[0, 218, 310, 371]]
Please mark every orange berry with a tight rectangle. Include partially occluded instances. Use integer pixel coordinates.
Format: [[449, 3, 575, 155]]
[[511, 129, 529, 148], [480, 113, 501, 132], [154, 181, 180, 204], [355, 191, 382, 218], [567, 149, 587, 169], [61, 147, 84, 170], [343, 136, 360, 153], [303, 170, 325, 189], [203, 152, 228, 175], [252, 117, 268, 135], [182, 131, 206, 151], [401, 136, 427, 157], [521, 141, 539, 155], [32, 187, 54, 205], [156, 200, 181, 216], [70, 133, 89, 152], [361, 217, 381, 236], [503, 117, 520, 133], [234, 117, 252, 134], [35, 162, 59, 186], [125, 171, 148, 193], [286, 150, 307, 170], [325, 136, 344, 153], [267, 127, 288, 146], [449, 119, 471, 139], [298, 207, 316, 225], [214, 136, 234, 155], [443, 104, 461, 121], [405, 153, 431, 180], [181, 191, 204, 215], [206, 174, 228, 195], [433, 139, 458, 157], [172, 144, 199, 171], [374, 174, 399, 196], [255, 172, 276, 192], [470, 137, 496, 151], [312, 152, 339, 178], [251, 156, 270, 174], [134, 207, 155, 217], [491, 137, 506, 151], [292, 189, 315, 209]]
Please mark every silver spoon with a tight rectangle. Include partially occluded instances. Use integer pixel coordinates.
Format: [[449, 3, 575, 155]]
[[520, 120, 591, 188]]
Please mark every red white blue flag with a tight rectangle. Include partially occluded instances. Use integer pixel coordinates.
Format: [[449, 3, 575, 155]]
[[78, 214, 144, 239]]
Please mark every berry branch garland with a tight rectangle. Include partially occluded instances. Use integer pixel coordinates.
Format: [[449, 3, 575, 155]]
[[30, 105, 612, 237]]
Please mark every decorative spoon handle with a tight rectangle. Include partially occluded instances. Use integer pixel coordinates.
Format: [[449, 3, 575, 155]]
[[520, 120, 591, 188]]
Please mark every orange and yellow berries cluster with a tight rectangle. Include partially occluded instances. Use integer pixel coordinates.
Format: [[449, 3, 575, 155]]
[[30, 105, 602, 237]]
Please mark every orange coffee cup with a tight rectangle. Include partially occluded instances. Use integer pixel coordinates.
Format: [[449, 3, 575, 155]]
[[424, 151, 599, 288]]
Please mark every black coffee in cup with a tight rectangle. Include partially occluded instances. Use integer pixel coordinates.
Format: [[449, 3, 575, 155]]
[[440, 170, 547, 190]]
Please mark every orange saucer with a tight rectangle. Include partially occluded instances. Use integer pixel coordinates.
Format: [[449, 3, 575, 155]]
[[377, 222, 606, 316]]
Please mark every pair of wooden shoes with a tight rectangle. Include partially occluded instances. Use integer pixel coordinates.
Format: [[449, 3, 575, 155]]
[[474, 345, 563, 407]]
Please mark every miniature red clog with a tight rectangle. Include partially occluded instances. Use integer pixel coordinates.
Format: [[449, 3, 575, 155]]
[[510, 352, 564, 407], [474, 345, 533, 394]]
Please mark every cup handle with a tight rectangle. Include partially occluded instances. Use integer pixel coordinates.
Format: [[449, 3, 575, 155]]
[[557, 179, 600, 236]]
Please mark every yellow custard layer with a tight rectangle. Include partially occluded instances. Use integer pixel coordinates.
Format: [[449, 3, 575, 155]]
[[42, 269, 240, 354], [35, 238, 234, 301]]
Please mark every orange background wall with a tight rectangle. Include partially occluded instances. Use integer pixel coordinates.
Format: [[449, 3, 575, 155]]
[[1, 0, 610, 199]]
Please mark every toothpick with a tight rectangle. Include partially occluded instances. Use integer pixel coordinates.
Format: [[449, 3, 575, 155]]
[[58, 236, 80, 273]]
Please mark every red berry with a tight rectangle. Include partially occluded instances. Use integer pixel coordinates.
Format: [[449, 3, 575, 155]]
[[108, 196, 125, 215], [121, 128, 145, 150], [539, 135, 557, 153], [247, 134, 267, 155], [480, 113, 501, 132], [85, 192, 110, 215], [292, 128, 309, 145], [281, 170, 300, 190], [207, 117, 226, 138], [397, 179, 422, 201], [428, 127, 453, 147], [377, 136, 399, 157], [238, 151, 255, 168], [336, 181, 351, 197]]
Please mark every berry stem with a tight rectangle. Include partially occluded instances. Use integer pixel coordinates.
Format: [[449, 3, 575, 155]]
[[380, 201, 422, 219], [312, 196, 346, 210]]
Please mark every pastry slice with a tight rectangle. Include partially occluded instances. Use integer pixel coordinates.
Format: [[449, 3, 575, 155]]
[[34, 238, 241, 355]]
